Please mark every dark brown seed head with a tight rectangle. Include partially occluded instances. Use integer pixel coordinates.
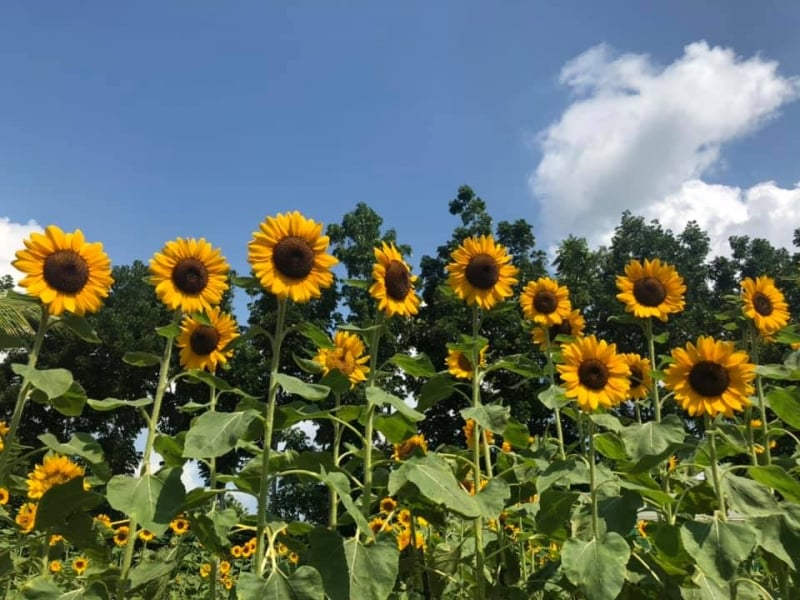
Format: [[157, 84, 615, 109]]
[[533, 290, 558, 314], [752, 292, 773, 316], [633, 276, 667, 307], [688, 361, 730, 397], [465, 254, 499, 290], [385, 260, 411, 301], [190, 325, 220, 356], [629, 366, 643, 389], [457, 352, 473, 372], [273, 236, 314, 280], [172, 259, 209, 295], [43, 250, 89, 294], [578, 358, 609, 390]]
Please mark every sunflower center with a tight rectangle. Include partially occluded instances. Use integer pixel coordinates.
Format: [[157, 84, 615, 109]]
[[629, 366, 643, 389], [465, 254, 499, 290], [385, 260, 411, 300], [190, 325, 220, 356], [578, 359, 609, 390], [688, 361, 730, 397], [547, 320, 572, 342], [43, 250, 90, 294], [172, 259, 209, 295], [273, 236, 314, 280], [633, 276, 667, 307], [328, 348, 355, 375], [753, 292, 773, 316], [533, 290, 558, 314], [457, 353, 473, 372]]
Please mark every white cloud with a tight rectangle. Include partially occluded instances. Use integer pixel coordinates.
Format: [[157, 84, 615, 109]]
[[531, 42, 800, 253], [0, 217, 41, 283]]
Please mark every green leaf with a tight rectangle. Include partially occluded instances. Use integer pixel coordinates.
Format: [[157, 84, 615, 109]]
[[417, 374, 455, 411], [536, 489, 579, 536], [86, 397, 153, 412], [594, 432, 627, 460], [460, 404, 510, 434], [561, 533, 630, 600], [50, 381, 88, 417], [12, 364, 73, 399], [106, 468, 186, 535], [307, 528, 349, 600], [373, 413, 417, 444], [598, 489, 641, 535], [502, 419, 532, 448], [189, 509, 238, 555], [388, 454, 480, 518], [20, 576, 64, 599], [484, 353, 541, 378], [155, 322, 181, 338], [57, 313, 102, 343], [390, 352, 436, 378], [475, 478, 510, 519], [366, 387, 424, 422], [38, 432, 108, 479], [35, 477, 104, 549], [620, 414, 685, 463], [129, 559, 177, 591], [154, 433, 186, 468], [275, 373, 330, 401], [320, 471, 372, 536], [680, 518, 756, 582], [122, 351, 161, 367], [721, 472, 780, 517], [766, 387, 800, 428], [537, 457, 589, 493], [538, 384, 568, 409], [589, 413, 623, 433], [238, 571, 293, 600], [749, 465, 800, 503], [344, 537, 399, 600], [752, 514, 800, 571], [289, 566, 325, 600], [297, 322, 333, 349], [183, 409, 261, 458]]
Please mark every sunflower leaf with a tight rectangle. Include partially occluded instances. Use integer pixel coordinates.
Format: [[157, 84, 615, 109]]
[[765, 386, 800, 428], [417, 374, 455, 411], [106, 468, 186, 536], [366, 387, 424, 422], [86, 397, 153, 412], [55, 313, 102, 344], [275, 373, 330, 401], [12, 364, 74, 399], [561, 533, 630, 600], [183, 409, 262, 459], [680, 518, 756, 582], [390, 352, 437, 378], [296, 322, 332, 349], [155, 323, 181, 338], [122, 351, 161, 368]]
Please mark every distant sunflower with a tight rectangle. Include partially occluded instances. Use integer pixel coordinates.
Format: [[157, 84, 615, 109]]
[[13, 225, 113, 316], [138, 529, 155, 542], [177, 307, 239, 372], [741, 276, 789, 337], [520, 277, 572, 327], [170, 517, 189, 536], [314, 331, 370, 386], [16, 503, 37, 533], [369, 242, 420, 318], [446, 346, 488, 379], [623, 353, 652, 401], [532, 309, 586, 348], [72, 557, 89, 575], [616, 259, 686, 321], [392, 434, 428, 461], [26, 454, 85, 500], [149, 237, 229, 313], [446, 235, 518, 310], [664, 336, 755, 418], [113, 525, 130, 547], [49, 560, 62, 574], [0, 488, 8, 505], [557, 336, 630, 412], [248, 211, 338, 303]]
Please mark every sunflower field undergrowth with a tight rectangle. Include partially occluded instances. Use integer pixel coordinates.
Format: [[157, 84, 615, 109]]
[[1, 211, 800, 600]]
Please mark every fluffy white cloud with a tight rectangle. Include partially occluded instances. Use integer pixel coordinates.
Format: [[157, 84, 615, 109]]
[[531, 41, 800, 253], [0, 217, 41, 283]]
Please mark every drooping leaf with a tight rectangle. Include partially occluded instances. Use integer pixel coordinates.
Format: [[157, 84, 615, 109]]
[[475, 477, 510, 519], [388, 454, 480, 518], [620, 415, 685, 463], [288, 566, 325, 600], [680, 518, 756, 582], [307, 528, 349, 600], [343, 537, 399, 600], [275, 373, 330, 401], [460, 404, 510, 434], [121, 351, 161, 367], [561, 533, 630, 600], [766, 387, 800, 429], [417, 375, 456, 411], [749, 465, 800, 503], [106, 468, 186, 535], [86, 397, 153, 412], [366, 387, 424, 422], [390, 352, 436, 378], [12, 364, 73, 399], [182, 409, 261, 458]]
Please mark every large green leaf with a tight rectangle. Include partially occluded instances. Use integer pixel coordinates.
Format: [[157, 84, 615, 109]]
[[307, 528, 349, 600], [680, 518, 756, 582], [390, 352, 436, 377], [344, 537, 399, 600], [561, 533, 630, 600], [721, 472, 780, 517], [57, 313, 102, 344], [106, 468, 186, 535], [598, 489, 641, 535], [275, 373, 330, 401], [320, 471, 372, 535], [289, 566, 325, 600], [366, 387, 424, 422], [752, 514, 800, 571], [38, 432, 109, 481], [182, 409, 261, 458], [620, 415, 685, 463], [749, 465, 800, 503], [12, 364, 73, 399], [388, 454, 480, 518], [460, 404, 510, 434], [417, 374, 455, 411], [238, 570, 293, 600], [128, 558, 177, 592], [536, 489, 579, 536], [766, 387, 800, 429], [537, 457, 589, 493], [475, 477, 510, 519], [189, 508, 238, 555]]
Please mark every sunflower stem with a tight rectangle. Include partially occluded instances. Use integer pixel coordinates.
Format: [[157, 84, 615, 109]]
[[118, 310, 179, 598], [361, 314, 384, 521], [0, 305, 48, 482], [255, 298, 288, 577], [329, 392, 342, 529], [645, 318, 661, 423], [705, 415, 727, 522], [543, 333, 566, 460], [588, 417, 600, 539], [748, 327, 771, 465], [470, 306, 486, 600]]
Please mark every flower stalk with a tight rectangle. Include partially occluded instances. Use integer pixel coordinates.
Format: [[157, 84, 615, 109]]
[[361, 316, 384, 521], [470, 306, 486, 600]]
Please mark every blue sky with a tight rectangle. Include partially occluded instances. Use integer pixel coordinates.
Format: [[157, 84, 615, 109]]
[[2, 2, 799, 308]]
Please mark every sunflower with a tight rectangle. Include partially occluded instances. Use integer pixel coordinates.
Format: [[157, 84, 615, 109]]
[[16, 503, 37, 533], [248, 211, 338, 303], [446, 346, 488, 379], [463, 418, 494, 449], [219, 560, 231, 575], [49, 560, 62, 574], [616, 258, 686, 321], [138, 529, 155, 542], [741, 276, 789, 337], [446, 235, 518, 310], [379, 497, 397, 514], [12, 225, 113, 316], [369, 242, 420, 318], [26, 454, 85, 500], [231, 545, 243, 558], [199, 563, 212, 578], [532, 309, 586, 348], [72, 557, 89, 575], [169, 517, 190, 535], [177, 307, 240, 372], [520, 277, 572, 327], [149, 237, 229, 313], [664, 336, 755, 418], [113, 525, 130, 547], [556, 335, 631, 412], [392, 434, 428, 461], [313, 331, 370, 386], [622, 353, 652, 401], [0, 488, 8, 505], [94, 513, 112, 528]]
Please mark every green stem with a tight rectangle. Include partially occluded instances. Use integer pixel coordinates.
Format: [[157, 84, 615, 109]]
[[470, 306, 486, 600], [361, 316, 384, 521], [705, 415, 726, 521], [255, 299, 288, 576], [543, 333, 566, 460], [749, 332, 771, 465], [329, 393, 342, 529], [0, 306, 49, 481], [118, 310, 179, 598], [645, 318, 661, 423], [588, 418, 599, 539]]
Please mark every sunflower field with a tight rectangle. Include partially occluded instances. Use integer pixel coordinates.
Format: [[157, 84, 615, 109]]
[[1, 195, 800, 600]]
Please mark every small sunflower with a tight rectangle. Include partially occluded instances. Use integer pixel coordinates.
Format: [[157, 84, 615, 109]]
[[369, 242, 420, 318], [149, 237, 230, 313], [138, 529, 155, 542], [49, 560, 62, 574], [741, 276, 790, 337], [446, 346, 488, 379], [26, 454, 85, 500], [231, 545, 243, 558], [16, 503, 37, 533], [199, 563, 211, 578], [636, 520, 648, 538], [664, 336, 755, 418], [288, 552, 300, 565], [313, 331, 370, 386], [0, 488, 8, 505], [463, 418, 494, 449], [169, 517, 190, 535], [379, 497, 397, 514], [113, 525, 130, 547], [616, 258, 686, 321], [532, 309, 586, 348], [556, 335, 631, 412], [248, 211, 338, 303], [446, 235, 518, 310], [94, 513, 112, 528], [177, 307, 239, 372], [219, 560, 231, 575], [72, 556, 89, 575], [12, 225, 113, 316], [520, 277, 572, 327], [623, 353, 652, 401], [392, 434, 428, 461]]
